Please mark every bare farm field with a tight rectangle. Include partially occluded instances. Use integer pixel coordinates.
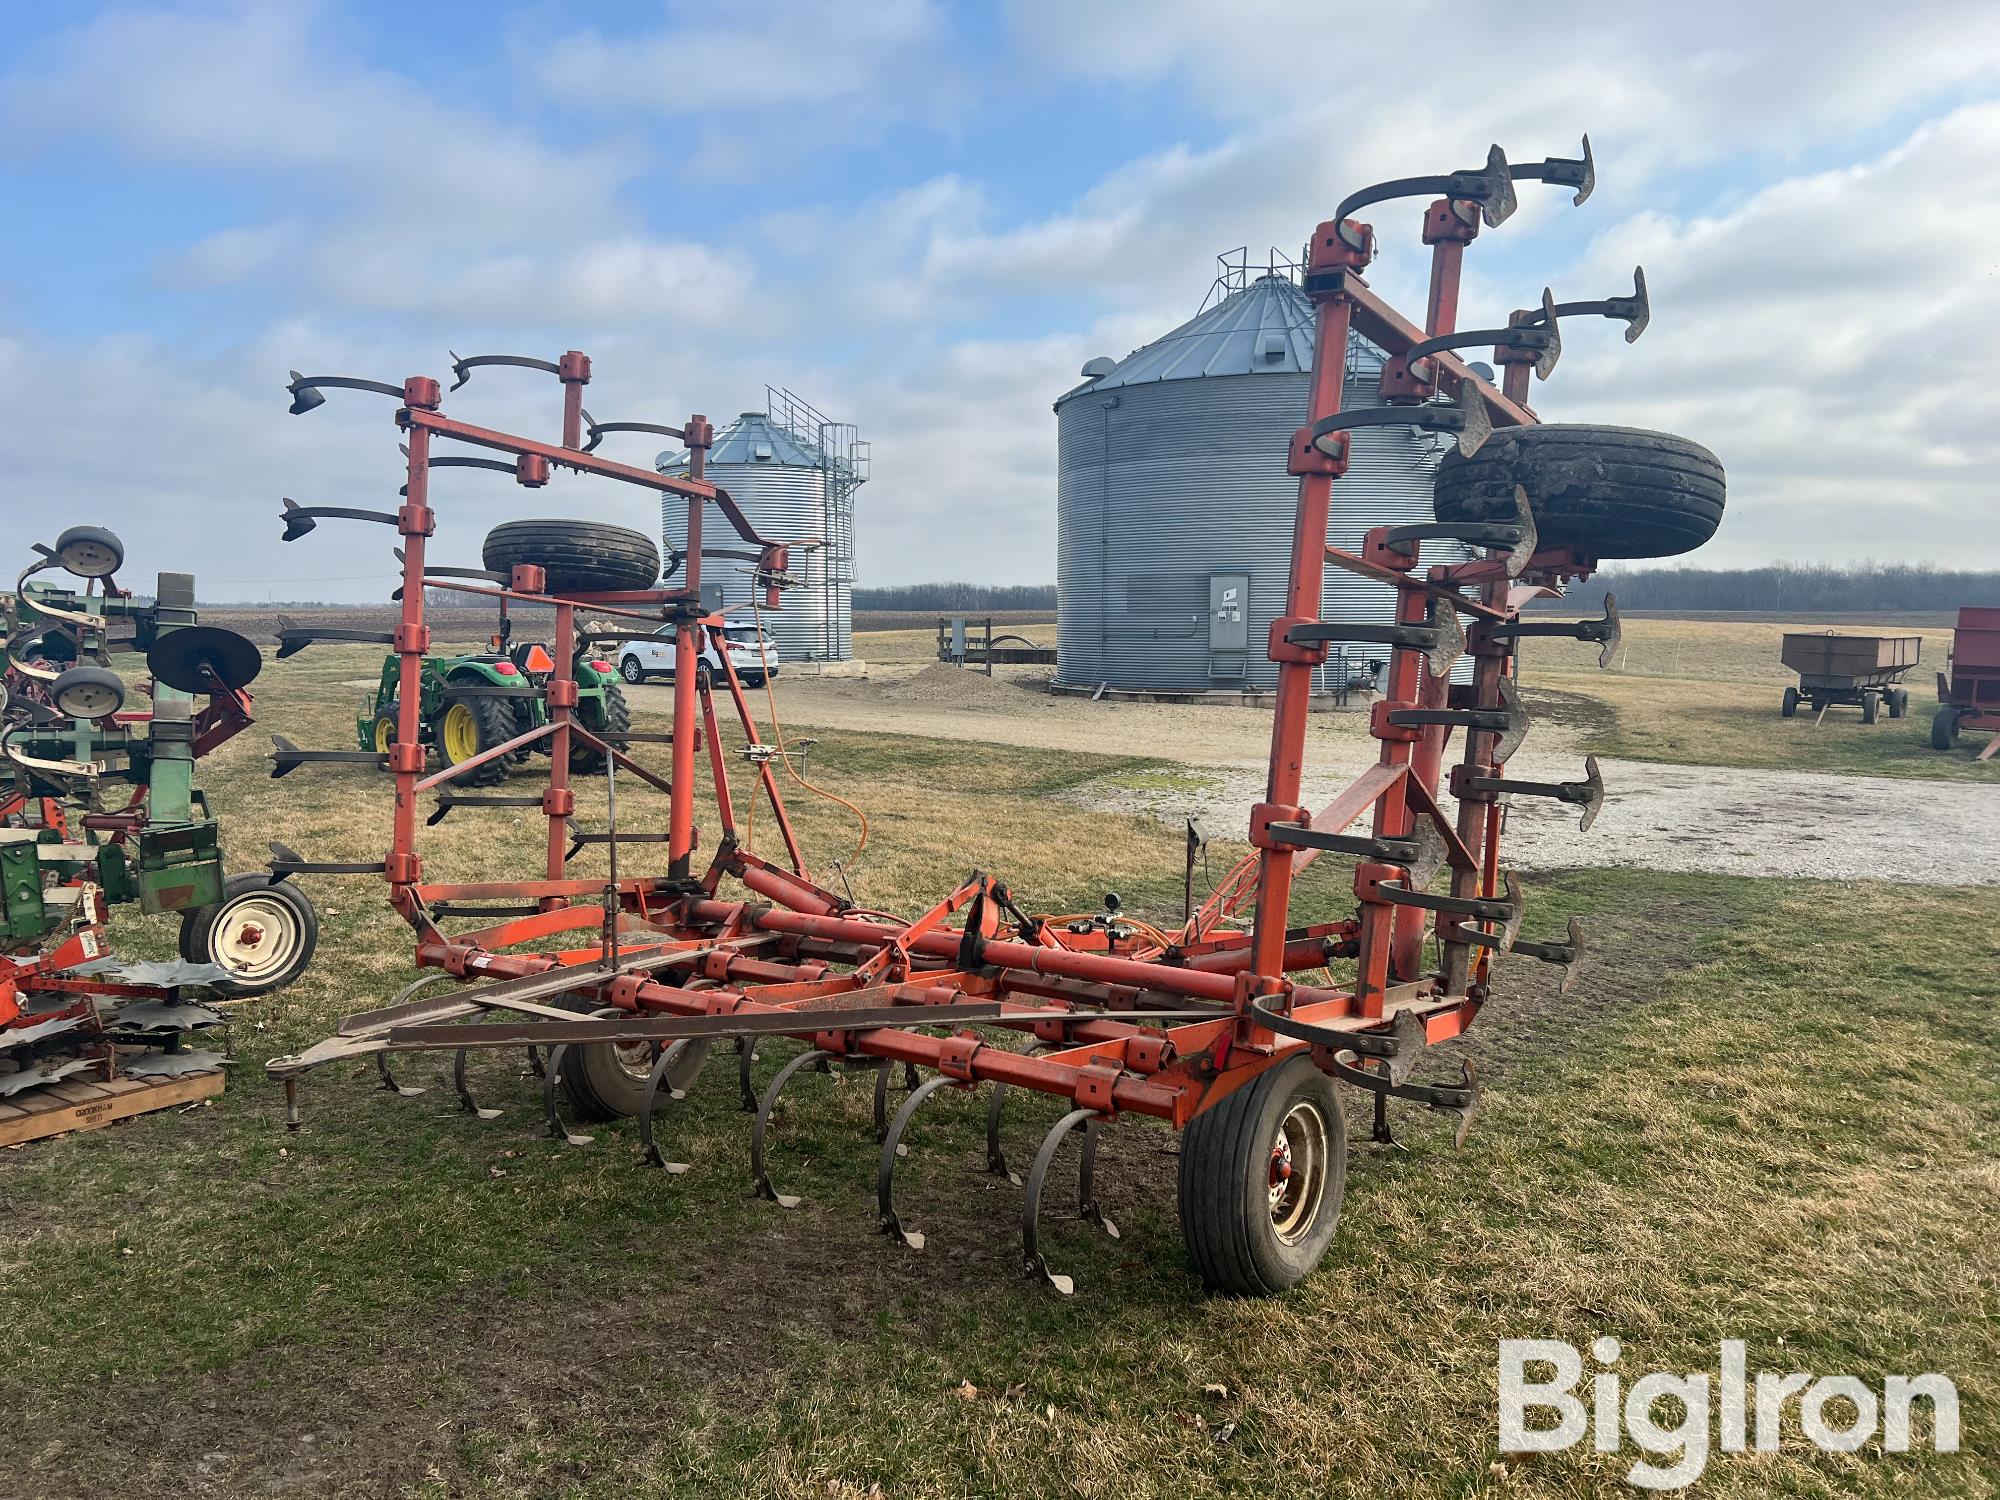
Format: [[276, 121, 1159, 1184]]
[[2, 615, 1996, 1499]]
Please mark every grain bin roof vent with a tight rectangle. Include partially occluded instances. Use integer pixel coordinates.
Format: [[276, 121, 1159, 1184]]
[[1080, 356, 1116, 379]]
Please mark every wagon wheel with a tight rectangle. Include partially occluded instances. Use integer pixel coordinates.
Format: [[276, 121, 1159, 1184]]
[[1860, 690, 1880, 726], [1887, 687, 1909, 720], [1932, 705, 1961, 751], [1781, 686, 1799, 719]]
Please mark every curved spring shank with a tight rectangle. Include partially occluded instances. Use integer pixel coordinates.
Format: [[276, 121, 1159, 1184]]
[[750, 1047, 832, 1208], [1022, 1108, 1118, 1295], [374, 973, 457, 1097], [639, 1038, 697, 1172], [451, 1045, 504, 1120], [540, 1043, 594, 1147], [876, 1073, 960, 1249], [985, 1081, 1020, 1184]]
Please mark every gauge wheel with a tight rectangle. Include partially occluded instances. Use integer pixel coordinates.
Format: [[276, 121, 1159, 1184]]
[[553, 1000, 712, 1120], [1178, 1053, 1347, 1296], [178, 874, 319, 997], [49, 665, 125, 720], [435, 693, 515, 786]]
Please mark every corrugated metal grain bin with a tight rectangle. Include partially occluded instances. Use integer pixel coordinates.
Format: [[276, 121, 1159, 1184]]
[[1054, 269, 1464, 696]]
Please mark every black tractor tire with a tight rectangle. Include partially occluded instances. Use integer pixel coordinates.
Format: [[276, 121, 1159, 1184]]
[[1435, 425, 1725, 560], [1932, 705, 1961, 751], [179, 874, 319, 997], [569, 682, 631, 775], [1781, 686, 1799, 719], [1888, 687, 1909, 720], [552, 999, 712, 1121], [434, 690, 517, 787], [482, 520, 661, 594], [1178, 1053, 1347, 1296], [1861, 691, 1881, 725]]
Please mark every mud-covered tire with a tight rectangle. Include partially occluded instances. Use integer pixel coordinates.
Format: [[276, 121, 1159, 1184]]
[[178, 874, 319, 997], [1436, 425, 1725, 560], [552, 999, 712, 1121], [434, 690, 516, 787], [1781, 686, 1799, 719], [1932, 705, 1960, 751], [482, 520, 661, 594], [569, 682, 630, 775], [1178, 1053, 1347, 1296]]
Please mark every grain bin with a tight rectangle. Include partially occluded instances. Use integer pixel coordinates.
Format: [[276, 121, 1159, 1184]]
[[658, 389, 867, 662], [1055, 258, 1462, 697]]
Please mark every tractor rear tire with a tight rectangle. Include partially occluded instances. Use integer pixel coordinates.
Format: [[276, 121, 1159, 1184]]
[[569, 682, 631, 775], [179, 874, 319, 997], [435, 692, 516, 787], [482, 520, 661, 594], [1435, 425, 1725, 560], [1933, 705, 1961, 751], [1781, 686, 1799, 718], [1178, 1053, 1347, 1296], [552, 999, 712, 1121]]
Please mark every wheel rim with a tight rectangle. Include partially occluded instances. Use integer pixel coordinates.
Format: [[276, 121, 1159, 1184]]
[[441, 702, 480, 761], [1268, 1100, 1330, 1245], [208, 894, 303, 982], [609, 1039, 654, 1082], [374, 716, 394, 752], [621, 658, 641, 683]]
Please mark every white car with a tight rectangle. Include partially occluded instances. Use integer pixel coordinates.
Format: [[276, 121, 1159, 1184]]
[[617, 622, 776, 687]]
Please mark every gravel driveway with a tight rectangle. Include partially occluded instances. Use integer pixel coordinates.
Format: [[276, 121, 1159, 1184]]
[[639, 666, 2000, 886]]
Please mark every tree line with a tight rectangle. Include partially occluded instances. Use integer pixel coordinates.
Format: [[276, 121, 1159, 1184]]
[[1539, 562, 2000, 615], [854, 582, 1058, 611]]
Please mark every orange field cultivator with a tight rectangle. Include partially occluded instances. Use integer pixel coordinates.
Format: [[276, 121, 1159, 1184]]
[[267, 140, 1721, 1295]]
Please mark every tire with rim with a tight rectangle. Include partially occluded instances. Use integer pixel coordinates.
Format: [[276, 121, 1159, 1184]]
[[1888, 687, 1909, 720], [1861, 690, 1880, 725], [1435, 424, 1725, 560], [1178, 1053, 1347, 1296], [434, 690, 515, 787], [1781, 686, 1799, 719], [178, 874, 319, 997], [369, 705, 401, 755], [49, 665, 126, 719], [552, 999, 712, 1120], [569, 681, 630, 775], [619, 654, 645, 684], [482, 520, 661, 594], [1932, 705, 1960, 751]]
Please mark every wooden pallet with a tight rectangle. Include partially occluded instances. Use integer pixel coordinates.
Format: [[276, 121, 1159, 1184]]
[[0, 1067, 225, 1147]]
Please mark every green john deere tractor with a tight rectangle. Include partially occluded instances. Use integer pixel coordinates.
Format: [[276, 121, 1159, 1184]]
[[353, 640, 629, 788]]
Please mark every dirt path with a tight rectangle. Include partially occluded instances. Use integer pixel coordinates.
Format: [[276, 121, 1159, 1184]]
[[640, 665, 2000, 887]]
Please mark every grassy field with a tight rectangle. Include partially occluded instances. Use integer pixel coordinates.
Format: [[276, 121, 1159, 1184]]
[[1, 649, 1995, 1498]]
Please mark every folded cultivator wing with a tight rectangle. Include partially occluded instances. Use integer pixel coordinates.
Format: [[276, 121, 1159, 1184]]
[[268, 140, 1720, 1295]]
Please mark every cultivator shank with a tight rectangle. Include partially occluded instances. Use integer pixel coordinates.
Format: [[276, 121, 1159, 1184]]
[[268, 140, 1669, 1295]]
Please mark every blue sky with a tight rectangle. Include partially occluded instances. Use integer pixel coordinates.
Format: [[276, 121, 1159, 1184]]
[[5, 1, 2000, 600]]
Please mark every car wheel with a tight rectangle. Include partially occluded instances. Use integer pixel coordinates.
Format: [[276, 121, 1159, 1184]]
[[620, 655, 644, 684]]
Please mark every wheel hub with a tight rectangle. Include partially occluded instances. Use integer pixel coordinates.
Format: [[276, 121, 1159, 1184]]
[[1268, 1101, 1328, 1245]]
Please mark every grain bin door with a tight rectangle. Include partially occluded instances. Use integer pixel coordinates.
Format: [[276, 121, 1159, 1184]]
[[1209, 573, 1249, 680]]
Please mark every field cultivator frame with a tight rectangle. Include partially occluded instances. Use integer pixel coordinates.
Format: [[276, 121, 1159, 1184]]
[[270, 139, 1638, 1294]]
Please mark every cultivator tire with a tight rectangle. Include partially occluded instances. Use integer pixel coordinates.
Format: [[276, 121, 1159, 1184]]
[[482, 520, 661, 595], [179, 874, 319, 997], [1933, 706, 1960, 751], [435, 692, 515, 787], [570, 682, 631, 775], [552, 997, 712, 1121], [1781, 686, 1799, 718], [1178, 1054, 1347, 1296], [1435, 425, 1725, 560]]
